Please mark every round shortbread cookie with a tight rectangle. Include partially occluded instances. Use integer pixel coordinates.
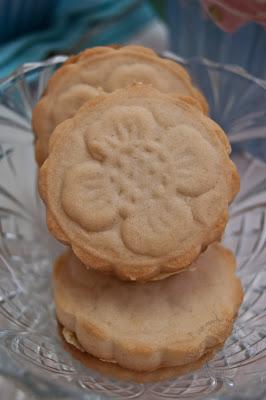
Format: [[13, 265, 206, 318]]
[[32, 45, 208, 165], [40, 85, 239, 280], [53, 243, 243, 372]]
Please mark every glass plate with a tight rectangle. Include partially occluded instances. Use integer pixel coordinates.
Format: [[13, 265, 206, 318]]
[[0, 54, 266, 400]]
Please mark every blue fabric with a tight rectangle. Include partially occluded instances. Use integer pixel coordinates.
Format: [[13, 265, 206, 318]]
[[0, 0, 154, 79], [0, 0, 55, 44]]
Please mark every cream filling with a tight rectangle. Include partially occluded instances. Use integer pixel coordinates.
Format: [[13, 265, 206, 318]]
[[63, 327, 85, 352]]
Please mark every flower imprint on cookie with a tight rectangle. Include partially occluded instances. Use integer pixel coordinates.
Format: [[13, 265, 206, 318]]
[[52, 84, 101, 126], [61, 106, 219, 257], [106, 63, 181, 93]]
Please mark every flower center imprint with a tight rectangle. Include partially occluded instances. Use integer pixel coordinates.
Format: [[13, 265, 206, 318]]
[[104, 142, 171, 217]]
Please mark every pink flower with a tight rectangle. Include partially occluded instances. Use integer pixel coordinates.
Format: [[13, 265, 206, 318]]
[[201, 0, 266, 32]]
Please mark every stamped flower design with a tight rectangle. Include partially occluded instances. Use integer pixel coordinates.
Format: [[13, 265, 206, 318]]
[[52, 83, 101, 127], [61, 106, 220, 257], [106, 63, 182, 93]]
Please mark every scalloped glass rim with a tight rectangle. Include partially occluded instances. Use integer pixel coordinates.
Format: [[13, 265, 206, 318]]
[[163, 52, 266, 88], [0, 54, 265, 400], [2, 53, 266, 87]]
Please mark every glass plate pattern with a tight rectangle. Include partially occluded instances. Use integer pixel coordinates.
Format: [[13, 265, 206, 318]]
[[0, 55, 266, 400]]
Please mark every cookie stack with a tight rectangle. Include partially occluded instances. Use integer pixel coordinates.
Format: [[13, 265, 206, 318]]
[[33, 45, 243, 382]]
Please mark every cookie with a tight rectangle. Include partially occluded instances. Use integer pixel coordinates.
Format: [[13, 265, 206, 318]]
[[40, 85, 239, 280], [32, 45, 208, 165], [60, 325, 224, 382], [53, 243, 243, 373]]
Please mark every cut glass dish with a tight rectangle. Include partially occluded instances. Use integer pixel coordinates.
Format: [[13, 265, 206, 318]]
[[0, 54, 266, 400]]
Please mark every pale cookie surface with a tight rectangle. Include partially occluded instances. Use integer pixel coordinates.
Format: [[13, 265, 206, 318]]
[[32, 45, 208, 165], [60, 325, 223, 382], [53, 243, 243, 372], [40, 85, 239, 280]]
